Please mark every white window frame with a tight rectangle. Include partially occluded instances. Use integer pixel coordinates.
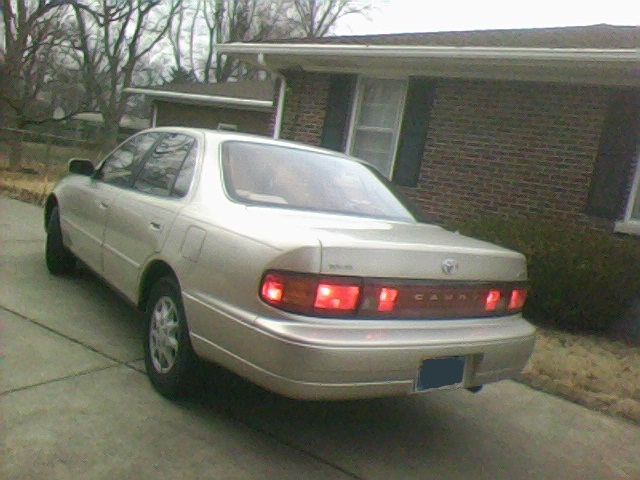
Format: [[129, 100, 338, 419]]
[[614, 149, 640, 236], [346, 76, 408, 178]]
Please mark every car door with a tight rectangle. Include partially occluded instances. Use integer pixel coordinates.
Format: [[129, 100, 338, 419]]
[[62, 132, 162, 273], [102, 133, 198, 301]]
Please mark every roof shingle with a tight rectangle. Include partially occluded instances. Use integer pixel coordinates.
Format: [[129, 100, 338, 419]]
[[263, 24, 639, 49]]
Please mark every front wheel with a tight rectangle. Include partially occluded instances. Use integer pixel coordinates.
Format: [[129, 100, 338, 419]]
[[143, 277, 198, 399], [45, 206, 75, 275]]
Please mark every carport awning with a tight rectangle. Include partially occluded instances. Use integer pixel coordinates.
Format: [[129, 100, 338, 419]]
[[215, 43, 640, 87], [125, 88, 273, 112]]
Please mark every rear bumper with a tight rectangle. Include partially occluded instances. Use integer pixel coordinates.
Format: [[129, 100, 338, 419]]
[[187, 297, 536, 400]]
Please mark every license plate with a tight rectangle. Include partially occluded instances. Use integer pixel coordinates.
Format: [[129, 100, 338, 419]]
[[416, 356, 466, 391]]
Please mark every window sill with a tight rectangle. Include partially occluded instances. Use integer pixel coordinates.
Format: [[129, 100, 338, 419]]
[[614, 220, 640, 236]]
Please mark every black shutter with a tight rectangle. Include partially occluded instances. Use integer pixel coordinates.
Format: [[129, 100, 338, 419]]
[[585, 88, 640, 219], [320, 74, 356, 151], [392, 78, 437, 187]]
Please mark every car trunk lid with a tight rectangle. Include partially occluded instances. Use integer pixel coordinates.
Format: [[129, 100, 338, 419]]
[[314, 221, 526, 282]]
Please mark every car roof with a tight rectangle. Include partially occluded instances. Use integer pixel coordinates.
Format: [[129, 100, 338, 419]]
[[139, 127, 352, 159]]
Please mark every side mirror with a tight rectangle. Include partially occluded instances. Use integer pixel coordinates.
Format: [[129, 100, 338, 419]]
[[68, 158, 95, 176]]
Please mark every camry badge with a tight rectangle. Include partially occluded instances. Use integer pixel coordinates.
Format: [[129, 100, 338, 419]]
[[441, 258, 459, 275]]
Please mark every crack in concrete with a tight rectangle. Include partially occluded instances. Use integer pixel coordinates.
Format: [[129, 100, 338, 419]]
[[1, 363, 121, 396], [1, 303, 364, 478], [0, 304, 147, 384], [1, 304, 124, 363]]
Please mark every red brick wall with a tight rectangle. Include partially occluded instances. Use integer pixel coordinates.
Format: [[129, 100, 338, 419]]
[[404, 80, 612, 230], [280, 72, 330, 145], [280, 73, 635, 233]]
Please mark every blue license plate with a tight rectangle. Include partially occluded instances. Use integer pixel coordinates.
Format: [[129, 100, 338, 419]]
[[416, 356, 466, 391]]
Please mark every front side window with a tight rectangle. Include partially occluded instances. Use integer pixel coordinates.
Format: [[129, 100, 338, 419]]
[[348, 77, 407, 178], [134, 133, 196, 197], [221, 141, 416, 222], [99, 132, 162, 187]]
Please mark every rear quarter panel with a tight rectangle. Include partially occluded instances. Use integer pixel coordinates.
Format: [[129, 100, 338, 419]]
[[175, 203, 321, 357]]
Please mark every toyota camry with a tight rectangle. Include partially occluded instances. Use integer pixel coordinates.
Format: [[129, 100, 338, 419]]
[[45, 127, 536, 400]]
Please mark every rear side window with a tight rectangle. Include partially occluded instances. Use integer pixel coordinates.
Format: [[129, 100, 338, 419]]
[[172, 146, 197, 197], [134, 133, 196, 197], [99, 132, 162, 187]]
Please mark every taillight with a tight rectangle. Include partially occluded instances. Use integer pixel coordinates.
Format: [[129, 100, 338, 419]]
[[259, 271, 361, 316], [485, 288, 527, 313], [261, 273, 284, 303], [509, 288, 528, 311], [485, 289, 502, 312], [260, 270, 527, 319], [377, 287, 398, 312], [315, 283, 360, 310]]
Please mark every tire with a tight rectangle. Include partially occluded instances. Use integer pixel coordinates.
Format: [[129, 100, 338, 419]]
[[46, 206, 75, 275], [143, 276, 198, 399]]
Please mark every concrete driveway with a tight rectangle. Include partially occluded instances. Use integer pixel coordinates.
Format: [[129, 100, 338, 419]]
[[2, 196, 639, 480]]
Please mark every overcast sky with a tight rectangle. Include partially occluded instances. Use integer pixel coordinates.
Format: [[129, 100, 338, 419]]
[[334, 0, 640, 35]]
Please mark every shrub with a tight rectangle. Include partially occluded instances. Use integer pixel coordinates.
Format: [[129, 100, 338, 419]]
[[445, 216, 640, 333]]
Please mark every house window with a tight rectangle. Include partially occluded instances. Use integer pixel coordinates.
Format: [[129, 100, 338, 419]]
[[631, 171, 640, 221], [347, 77, 407, 177], [627, 151, 640, 223], [615, 150, 640, 236]]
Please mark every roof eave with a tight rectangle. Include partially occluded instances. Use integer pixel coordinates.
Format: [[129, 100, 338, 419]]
[[215, 43, 640, 87]]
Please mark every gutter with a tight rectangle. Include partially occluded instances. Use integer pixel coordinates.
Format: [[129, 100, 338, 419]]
[[215, 43, 639, 62], [125, 87, 273, 111]]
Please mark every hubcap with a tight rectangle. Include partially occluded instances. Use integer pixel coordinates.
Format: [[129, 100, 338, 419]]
[[149, 296, 180, 374]]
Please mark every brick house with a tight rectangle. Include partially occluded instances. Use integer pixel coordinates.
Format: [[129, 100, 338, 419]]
[[216, 25, 640, 239], [125, 80, 276, 136]]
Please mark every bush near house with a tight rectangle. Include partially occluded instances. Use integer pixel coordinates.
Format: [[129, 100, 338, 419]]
[[447, 216, 640, 333]]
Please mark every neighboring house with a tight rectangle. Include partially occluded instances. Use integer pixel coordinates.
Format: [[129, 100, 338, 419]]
[[125, 80, 276, 136], [216, 24, 640, 238]]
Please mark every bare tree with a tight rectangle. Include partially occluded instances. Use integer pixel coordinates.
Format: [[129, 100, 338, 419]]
[[191, 0, 287, 83], [166, 0, 189, 72], [1, 0, 79, 166], [211, 0, 302, 81], [163, 0, 370, 85], [165, 0, 291, 83], [287, 0, 371, 39], [69, 0, 182, 145]]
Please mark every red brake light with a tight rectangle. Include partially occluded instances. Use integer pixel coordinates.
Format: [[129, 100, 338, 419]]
[[261, 273, 284, 304], [509, 288, 528, 310], [377, 287, 398, 312], [260, 270, 526, 319], [485, 289, 501, 311], [314, 283, 360, 310], [260, 271, 362, 316]]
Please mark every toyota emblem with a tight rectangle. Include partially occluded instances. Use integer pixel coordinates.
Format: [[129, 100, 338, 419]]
[[441, 258, 459, 275]]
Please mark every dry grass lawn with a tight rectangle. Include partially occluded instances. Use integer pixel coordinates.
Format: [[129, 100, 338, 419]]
[[521, 329, 640, 424], [0, 165, 64, 205], [1, 161, 639, 425]]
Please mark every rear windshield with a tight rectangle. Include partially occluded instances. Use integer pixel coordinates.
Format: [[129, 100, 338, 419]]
[[221, 141, 417, 222]]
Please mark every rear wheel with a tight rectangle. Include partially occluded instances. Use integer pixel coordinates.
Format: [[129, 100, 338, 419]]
[[143, 276, 198, 399], [45, 206, 75, 275]]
